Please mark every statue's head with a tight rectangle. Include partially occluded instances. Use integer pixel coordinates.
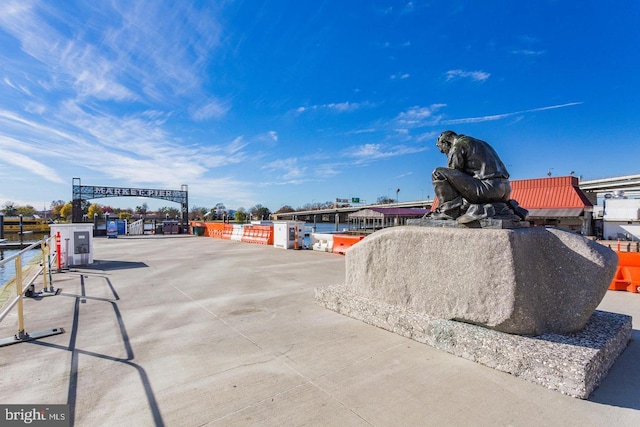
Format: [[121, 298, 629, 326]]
[[436, 130, 457, 153]]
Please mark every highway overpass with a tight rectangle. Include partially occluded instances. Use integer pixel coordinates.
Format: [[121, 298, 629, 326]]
[[273, 200, 434, 222], [578, 174, 640, 198]]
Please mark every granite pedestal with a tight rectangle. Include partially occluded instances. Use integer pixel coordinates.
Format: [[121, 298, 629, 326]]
[[315, 225, 632, 398]]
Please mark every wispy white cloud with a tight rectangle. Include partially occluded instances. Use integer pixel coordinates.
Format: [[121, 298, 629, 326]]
[[344, 143, 427, 163], [3, 77, 32, 96], [328, 102, 361, 112], [402, 2, 416, 14], [0, 103, 251, 189], [0, 1, 259, 208], [345, 128, 376, 135], [445, 69, 490, 82], [512, 35, 545, 56], [224, 136, 249, 156], [24, 103, 46, 115], [0, 0, 222, 104], [261, 157, 308, 181], [393, 102, 582, 129], [511, 49, 546, 56], [395, 104, 446, 127], [262, 157, 296, 171], [103, 1, 222, 98], [441, 102, 583, 125], [0, 140, 65, 184], [190, 98, 230, 121], [0, 3, 136, 102], [374, 6, 394, 15], [415, 131, 440, 143], [295, 101, 367, 114], [65, 47, 137, 101], [395, 171, 414, 179], [390, 73, 410, 80]]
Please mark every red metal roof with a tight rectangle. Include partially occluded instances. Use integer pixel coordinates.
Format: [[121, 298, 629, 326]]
[[430, 176, 592, 211], [510, 176, 592, 209]]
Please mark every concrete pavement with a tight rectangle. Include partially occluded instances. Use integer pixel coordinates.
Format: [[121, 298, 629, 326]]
[[1, 234, 640, 426]]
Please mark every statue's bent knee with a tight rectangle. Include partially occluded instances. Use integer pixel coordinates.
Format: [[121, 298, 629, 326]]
[[432, 167, 448, 181]]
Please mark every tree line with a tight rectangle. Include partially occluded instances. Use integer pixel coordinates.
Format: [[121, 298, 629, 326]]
[[2, 196, 397, 223], [1, 200, 273, 223]]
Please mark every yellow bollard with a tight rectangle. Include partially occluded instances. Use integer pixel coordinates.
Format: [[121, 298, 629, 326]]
[[41, 241, 50, 292], [15, 256, 26, 340]]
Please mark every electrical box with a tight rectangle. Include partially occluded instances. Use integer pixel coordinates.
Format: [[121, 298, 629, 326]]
[[74, 231, 90, 254], [273, 221, 305, 249], [49, 223, 94, 268]]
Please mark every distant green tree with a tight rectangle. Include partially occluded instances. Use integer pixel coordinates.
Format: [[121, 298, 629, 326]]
[[190, 206, 207, 220], [60, 202, 73, 221], [135, 203, 149, 215], [235, 209, 247, 223], [87, 204, 104, 219], [158, 206, 180, 219], [2, 201, 17, 216], [249, 204, 271, 220], [50, 200, 66, 220], [376, 196, 395, 204], [213, 203, 227, 220], [304, 201, 335, 210], [276, 205, 295, 214], [16, 205, 37, 216]]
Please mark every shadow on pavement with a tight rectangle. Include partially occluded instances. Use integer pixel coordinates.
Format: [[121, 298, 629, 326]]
[[81, 260, 148, 271], [29, 272, 164, 426], [589, 329, 640, 410]]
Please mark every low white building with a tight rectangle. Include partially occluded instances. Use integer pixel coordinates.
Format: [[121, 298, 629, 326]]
[[602, 198, 640, 240]]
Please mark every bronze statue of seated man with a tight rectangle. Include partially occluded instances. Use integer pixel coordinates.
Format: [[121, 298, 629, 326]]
[[429, 130, 527, 224]]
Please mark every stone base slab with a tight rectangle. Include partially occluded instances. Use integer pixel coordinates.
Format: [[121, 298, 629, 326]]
[[315, 285, 632, 399]]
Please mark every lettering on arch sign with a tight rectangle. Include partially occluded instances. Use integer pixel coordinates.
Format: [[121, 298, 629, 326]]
[[71, 178, 188, 223]]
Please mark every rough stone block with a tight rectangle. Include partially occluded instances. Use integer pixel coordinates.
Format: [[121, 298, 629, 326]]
[[345, 226, 618, 335]]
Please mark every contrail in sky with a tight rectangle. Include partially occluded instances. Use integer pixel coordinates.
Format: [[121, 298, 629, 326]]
[[441, 102, 583, 125]]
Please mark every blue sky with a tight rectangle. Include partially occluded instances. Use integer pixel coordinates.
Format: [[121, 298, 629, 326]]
[[1, 1, 639, 213]]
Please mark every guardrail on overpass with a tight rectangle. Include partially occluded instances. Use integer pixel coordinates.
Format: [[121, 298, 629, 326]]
[[578, 174, 640, 198]]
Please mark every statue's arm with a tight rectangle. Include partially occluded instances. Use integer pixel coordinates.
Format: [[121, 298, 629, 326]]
[[447, 145, 466, 170]]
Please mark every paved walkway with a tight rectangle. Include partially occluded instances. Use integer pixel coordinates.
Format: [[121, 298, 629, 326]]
[[1, 235, 640, 426]]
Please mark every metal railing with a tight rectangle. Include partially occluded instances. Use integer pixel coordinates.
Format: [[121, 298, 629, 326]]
[[0, 237, 64, 346], [128, 219, 144, 235]]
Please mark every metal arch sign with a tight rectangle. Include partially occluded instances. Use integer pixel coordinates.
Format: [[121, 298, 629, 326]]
[[75, 186, 187, 202], [71, 178, 188, 223]]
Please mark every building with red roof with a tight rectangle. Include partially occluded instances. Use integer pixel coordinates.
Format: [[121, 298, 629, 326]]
[[511, 175, 593, 234]]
